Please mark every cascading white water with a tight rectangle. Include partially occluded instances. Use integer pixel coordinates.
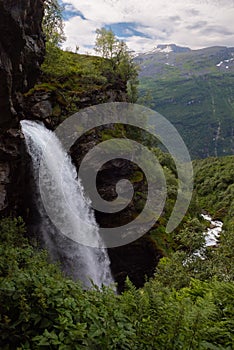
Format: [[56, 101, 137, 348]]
[[201, 213, 223, 247], [21, 120, 114, 288]]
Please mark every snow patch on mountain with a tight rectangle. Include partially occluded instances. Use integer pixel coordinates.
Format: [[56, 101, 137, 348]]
[[216, 57, 234, 67], [139, 44, 191, 56]]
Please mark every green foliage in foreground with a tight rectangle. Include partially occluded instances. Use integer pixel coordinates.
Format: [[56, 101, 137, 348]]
[[0, 217, 234, 349]]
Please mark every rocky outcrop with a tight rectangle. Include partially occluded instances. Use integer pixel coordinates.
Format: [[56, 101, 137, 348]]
[[23, 83, 128, 129], [0, 0, 45, 214]]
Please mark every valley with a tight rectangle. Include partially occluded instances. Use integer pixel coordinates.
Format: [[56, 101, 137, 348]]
[[136, 45, 234, 159]]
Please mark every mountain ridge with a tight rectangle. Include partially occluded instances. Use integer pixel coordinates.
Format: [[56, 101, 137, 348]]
[[135, 45, 234, 77]]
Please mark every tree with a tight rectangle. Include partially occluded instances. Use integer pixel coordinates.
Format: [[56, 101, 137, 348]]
[[94, 28, 139, 102], [41, 0, 66, 75], [43, 0, 65, 46], [95, 28, 117, 59]]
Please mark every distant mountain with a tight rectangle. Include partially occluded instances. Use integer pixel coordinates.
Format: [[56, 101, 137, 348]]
[[143, 44, 191, 55], [135, 46, 234, 159]]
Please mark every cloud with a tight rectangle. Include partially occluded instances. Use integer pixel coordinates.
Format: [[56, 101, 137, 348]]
[[201, 25, 233, 36], [169, 16, 182, 23], [186, 8, 200, 16], [63, 16, 98, 53], [186, 21, 208, 30], [61, 0, 234, 53]]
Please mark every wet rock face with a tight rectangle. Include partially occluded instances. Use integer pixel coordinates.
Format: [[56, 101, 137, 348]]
[[0, 0, 45, 128], [0, 129, 25, 214], [0, 162, 10, 211], [109, 235, 162, 292], [0, 0, 45, 215]]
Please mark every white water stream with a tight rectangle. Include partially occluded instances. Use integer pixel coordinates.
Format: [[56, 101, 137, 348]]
[[21, 120, 114, 289], [201, 213, 223, 247], [184, 214, 223, 264]]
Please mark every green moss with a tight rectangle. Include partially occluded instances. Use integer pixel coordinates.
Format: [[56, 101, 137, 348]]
[[101, 132, 114, 141], [101, 124, 126, 142], [24, 82, 58, 97], [130, 171, 144, 183]]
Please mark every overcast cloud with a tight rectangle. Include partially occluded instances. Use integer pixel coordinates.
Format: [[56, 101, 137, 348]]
[[61, 0, 234, 53]]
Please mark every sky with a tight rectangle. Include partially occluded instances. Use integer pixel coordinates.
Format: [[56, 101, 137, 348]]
[[61, 0, 234, 54]]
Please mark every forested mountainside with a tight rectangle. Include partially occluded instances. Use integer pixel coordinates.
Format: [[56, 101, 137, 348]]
[[136, 45, 234, 159], [0, 1, 234, 349]]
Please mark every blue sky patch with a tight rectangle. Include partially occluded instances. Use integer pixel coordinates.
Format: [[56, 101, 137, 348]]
[[62, 2, 86, 21], [104, 22, 152, 39]]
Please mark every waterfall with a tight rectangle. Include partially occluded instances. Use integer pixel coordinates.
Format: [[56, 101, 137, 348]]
[[21, 120, 114, 289]]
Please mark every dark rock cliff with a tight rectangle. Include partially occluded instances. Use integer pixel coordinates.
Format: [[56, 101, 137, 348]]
[[0, 0, 45, 214], [0, 0, 45, 128]]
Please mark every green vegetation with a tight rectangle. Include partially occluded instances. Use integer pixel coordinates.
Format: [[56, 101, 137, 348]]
[[26, 47, 132, 125], [1, 126, 233, 348], [0, 212, 234, 349], [194, 156, 234, 222]]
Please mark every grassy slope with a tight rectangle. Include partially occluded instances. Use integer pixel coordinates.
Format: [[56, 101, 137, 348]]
[[25, 49, 128, 127]]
